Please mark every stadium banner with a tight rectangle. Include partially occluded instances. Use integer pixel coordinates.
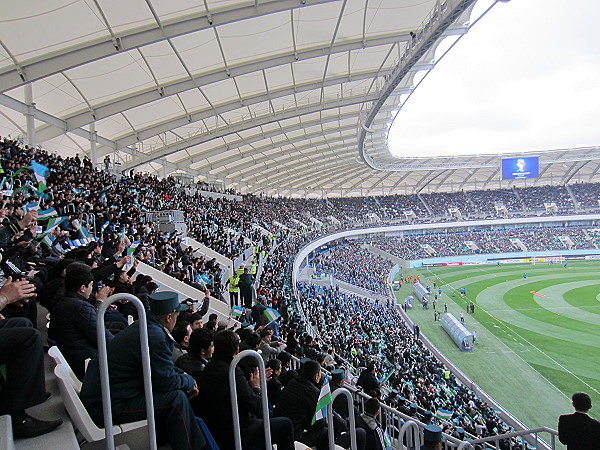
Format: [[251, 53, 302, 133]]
[[565, 255, 585, 260], [585, 255, 600, 260], [442, 262, 463, 266], [489, 258, 527, 264], [463, 261, 486, 265], [421, 262, 443, 267]]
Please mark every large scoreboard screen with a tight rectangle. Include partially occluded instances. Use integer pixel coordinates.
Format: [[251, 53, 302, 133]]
[[501, 156, 539, 180]]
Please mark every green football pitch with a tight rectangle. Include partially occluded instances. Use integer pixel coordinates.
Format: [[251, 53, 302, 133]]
[[393, 260, 600, 431]]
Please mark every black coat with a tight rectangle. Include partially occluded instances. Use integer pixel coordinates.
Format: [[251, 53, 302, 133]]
[[558, 412, 600, 450], [275, 375, 324, 440], [357, 370, 380, 395], [197, 353, 263, 450], [238, 273, 254, 292], [49, 292, 113, 379]]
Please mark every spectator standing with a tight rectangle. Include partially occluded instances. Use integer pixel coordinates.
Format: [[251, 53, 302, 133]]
[[558, 392, 600, 450], [238, 267, 255, 308]]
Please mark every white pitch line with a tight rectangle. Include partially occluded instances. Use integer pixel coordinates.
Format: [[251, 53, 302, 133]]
[[487, 305, 600, 312], [422, 267, 580, 400]]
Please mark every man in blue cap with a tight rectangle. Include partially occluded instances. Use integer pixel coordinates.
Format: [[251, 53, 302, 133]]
[[81, 291, 208, 449], [420, 424, 445, 450]]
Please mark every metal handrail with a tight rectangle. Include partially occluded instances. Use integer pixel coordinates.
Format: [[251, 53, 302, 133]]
[[96, 293, 157, 450], [399, 420, 420, 450], [228, 349, 272, 450], [327, 388, 358, 450], [457, 427, 558, 450]]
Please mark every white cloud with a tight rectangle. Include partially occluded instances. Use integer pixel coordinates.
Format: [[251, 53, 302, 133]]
[[388, 0, 600, 157]]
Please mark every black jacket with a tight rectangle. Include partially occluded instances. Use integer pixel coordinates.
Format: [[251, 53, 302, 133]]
[[197, 353, 263, 450], [356, 414, 386, 450], [558, 412, 600, 450], [357, 370, 379, 394], [49, 292, 114, 379], [275, 375, 324, 440]]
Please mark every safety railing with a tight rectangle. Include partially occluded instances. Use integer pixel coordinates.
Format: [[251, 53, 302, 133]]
[[457, 427, 558, 450], [327, 388, 358, 450], [96, 293, 157, 450], [398, 420, 420, 450], [83, 212, 96, 237], [228, 350, 271, 450]]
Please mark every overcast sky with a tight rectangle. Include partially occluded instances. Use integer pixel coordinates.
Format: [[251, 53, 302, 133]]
[[388, 0, 600, 158]]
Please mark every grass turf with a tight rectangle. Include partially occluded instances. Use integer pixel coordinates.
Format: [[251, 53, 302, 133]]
[[393, 261, 600, 431]]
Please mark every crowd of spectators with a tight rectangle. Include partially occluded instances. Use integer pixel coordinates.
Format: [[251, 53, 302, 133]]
[[295, 283, 526, 448], [369, 227, 594, 260], [0, 134, 589, 448], [311, 243, 393, 295]]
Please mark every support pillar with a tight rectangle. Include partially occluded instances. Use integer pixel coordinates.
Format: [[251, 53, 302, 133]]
[[162, 158, 167, 178], [90, 123, 97, 166], [24, 83, 36, 149]]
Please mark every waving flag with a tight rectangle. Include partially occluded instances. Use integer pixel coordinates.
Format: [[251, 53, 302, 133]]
[[37, 207, 57, 219], [231, 305, 244, 318], [435, 409, 453, 420], [263, 307, 281, 324], [127, 240, 141, 256], [43, 216, 66, 235], [378, 369, 395, 384], [311, 375, 333, 425], [24, 202, 40, 212], [31, 161, 49, 193]]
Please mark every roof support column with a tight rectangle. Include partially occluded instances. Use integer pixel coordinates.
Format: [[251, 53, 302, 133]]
[[162, 158, 167, 178], [24, 83, 36, 149], [90, 123, 98, 166]]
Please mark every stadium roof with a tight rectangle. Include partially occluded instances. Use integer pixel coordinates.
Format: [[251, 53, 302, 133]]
[[2, 0, 599, 197]]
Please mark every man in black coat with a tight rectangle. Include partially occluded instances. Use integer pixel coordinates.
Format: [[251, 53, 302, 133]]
[[81, 291, 207, 449], [275, 360, 366, 450], [49, 262, 114, 379], [197, 329, 294, 450], [238, 268, 255, 308], [558, 392, 600, 450], [357, 362, 381, 395]]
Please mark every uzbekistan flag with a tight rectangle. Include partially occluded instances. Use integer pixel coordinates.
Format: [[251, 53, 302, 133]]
[[435, 409, 453, 420], [42, 233, 55, 248], [312, 375, 333, 425], [44, 216, 66, 235], [24, 202, 40, 212], [37, 207, 57, 219], [127, 240, 141, 256], [31, 160, 49, 193], [231, 305, 244, 318], [263, 307, 281, 324]]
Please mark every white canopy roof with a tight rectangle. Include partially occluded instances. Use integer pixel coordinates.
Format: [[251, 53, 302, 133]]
[[2, 0, 598, 197]]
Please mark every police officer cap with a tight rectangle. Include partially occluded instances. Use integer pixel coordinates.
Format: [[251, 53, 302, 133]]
[[331, 369, 346, 383], [148, 291, 188, 315], [423, 425, 445, 444]]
